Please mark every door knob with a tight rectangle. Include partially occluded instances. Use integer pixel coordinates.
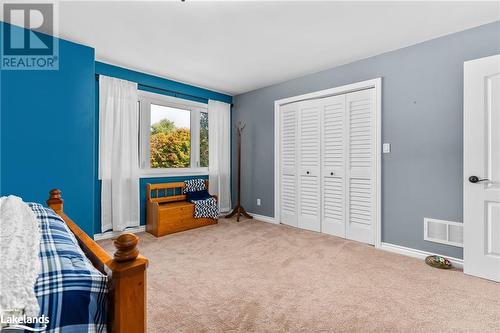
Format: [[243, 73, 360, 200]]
[[469, 176, 490, 183]]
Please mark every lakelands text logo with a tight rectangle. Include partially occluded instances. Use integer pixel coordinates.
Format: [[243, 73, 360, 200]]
[[1, 309, 49, 331], [1, 2, 59, 70]]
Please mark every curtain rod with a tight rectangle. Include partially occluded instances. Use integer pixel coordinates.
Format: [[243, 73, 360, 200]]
[[95, 74, 233, 106]]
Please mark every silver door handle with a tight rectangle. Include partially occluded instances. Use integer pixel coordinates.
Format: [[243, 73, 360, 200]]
[[469, 176, 490, 183]]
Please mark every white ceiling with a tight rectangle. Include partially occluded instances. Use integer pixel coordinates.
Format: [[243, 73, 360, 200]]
[[56, 1, 500, 96]]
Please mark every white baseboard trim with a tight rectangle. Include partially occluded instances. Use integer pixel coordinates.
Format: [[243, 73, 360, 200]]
[[379, 242, 463, 269], [94, 226, 146, 241], [248, 212, 278, 224]]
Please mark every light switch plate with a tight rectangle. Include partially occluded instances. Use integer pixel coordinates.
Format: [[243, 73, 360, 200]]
[[257, 198, 261, 206], [383, 143, 391, 153]]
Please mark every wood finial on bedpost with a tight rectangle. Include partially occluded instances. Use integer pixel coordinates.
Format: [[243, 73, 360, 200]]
[[113, 233, 140, 262], [109, 233, 148, 333], [47, 189, 63, 213]]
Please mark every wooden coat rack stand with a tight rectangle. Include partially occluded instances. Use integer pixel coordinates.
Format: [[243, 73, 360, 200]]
[[225, 121, 252, 222]]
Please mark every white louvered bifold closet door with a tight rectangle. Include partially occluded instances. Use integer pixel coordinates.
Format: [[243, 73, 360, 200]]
[[321, 95, 347, 237], [346, 89, 376, 244], [297, 100, 321, 232], [280, 103, 298, 227]]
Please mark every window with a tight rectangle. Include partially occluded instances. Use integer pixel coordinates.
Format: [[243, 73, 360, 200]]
[[150, 104, 191, 168], [139, 91, 209, 174]]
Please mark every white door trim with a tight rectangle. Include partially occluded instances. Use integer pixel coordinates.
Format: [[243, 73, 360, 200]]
[[274, 78, 382, 248]]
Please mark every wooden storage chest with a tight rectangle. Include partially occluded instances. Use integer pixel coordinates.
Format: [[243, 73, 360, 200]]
[[146, 181, 217, 237]]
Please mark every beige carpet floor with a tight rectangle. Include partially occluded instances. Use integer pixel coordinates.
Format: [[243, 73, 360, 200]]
[[98, 218, 500, 332]]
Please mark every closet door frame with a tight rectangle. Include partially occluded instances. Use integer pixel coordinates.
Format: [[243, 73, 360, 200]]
[[274, 78, 382, 247]]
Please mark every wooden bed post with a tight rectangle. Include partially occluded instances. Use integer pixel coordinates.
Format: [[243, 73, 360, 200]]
[[47, 189, 64, 213], [107, 234, 148, 333], [47, 189, 148, 333]]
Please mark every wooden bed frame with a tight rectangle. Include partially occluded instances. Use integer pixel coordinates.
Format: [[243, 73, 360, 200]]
[[47, 189, 148, 333]]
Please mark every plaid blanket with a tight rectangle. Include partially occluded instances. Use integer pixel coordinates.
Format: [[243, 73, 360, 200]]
[[27, 203, 108, 333], [192, 197, 219, 219]]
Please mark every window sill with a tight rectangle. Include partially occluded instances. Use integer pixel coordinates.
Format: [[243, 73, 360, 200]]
[[139, 167, 209, 178]]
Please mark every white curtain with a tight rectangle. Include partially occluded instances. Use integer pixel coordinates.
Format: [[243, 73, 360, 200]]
[[99, 75, 139, 232], [208, 100, 231, 212]]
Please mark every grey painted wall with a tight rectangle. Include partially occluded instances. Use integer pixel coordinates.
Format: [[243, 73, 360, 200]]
[[231, 21, 500, 259]]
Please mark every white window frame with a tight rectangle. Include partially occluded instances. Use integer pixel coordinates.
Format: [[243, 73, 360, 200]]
[[138, 90, 208, 177]]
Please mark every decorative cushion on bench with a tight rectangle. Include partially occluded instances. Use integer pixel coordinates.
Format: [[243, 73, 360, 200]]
[[186, 189, 210, 201], [183, 179, 206, 193]]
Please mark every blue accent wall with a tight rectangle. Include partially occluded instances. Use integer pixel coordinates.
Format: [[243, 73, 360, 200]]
[[1, 23, 96, 235], [1, 25, 232, 236], [93, 62, 233, 234]]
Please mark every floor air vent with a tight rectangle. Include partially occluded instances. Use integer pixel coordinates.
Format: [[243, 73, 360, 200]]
[[424, 218, 463, 247]]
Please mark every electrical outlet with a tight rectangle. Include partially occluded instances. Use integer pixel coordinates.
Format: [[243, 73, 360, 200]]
[[257, 198, 261, 206], [383, 143, 391, 153]]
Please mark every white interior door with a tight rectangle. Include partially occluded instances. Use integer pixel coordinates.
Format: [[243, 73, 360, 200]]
[[321, 94, 347, 237], [346, 89, 376, 245], [280, 103, 298, 227], [464, 54, 500, 282], [298, 100, 321, 232]]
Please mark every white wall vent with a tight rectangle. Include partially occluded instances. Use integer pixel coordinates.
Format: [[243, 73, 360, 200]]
[[424, 218, 463, 248]]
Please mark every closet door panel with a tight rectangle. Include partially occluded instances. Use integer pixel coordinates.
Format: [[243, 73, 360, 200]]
[[280, 103, 298, 227], [321, 95, 346, 237], [298, 100, 321, 232], [346, 89, 376, 244]]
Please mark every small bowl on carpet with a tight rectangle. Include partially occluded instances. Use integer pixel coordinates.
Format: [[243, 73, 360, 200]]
[[425, 255, 452, 269]]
